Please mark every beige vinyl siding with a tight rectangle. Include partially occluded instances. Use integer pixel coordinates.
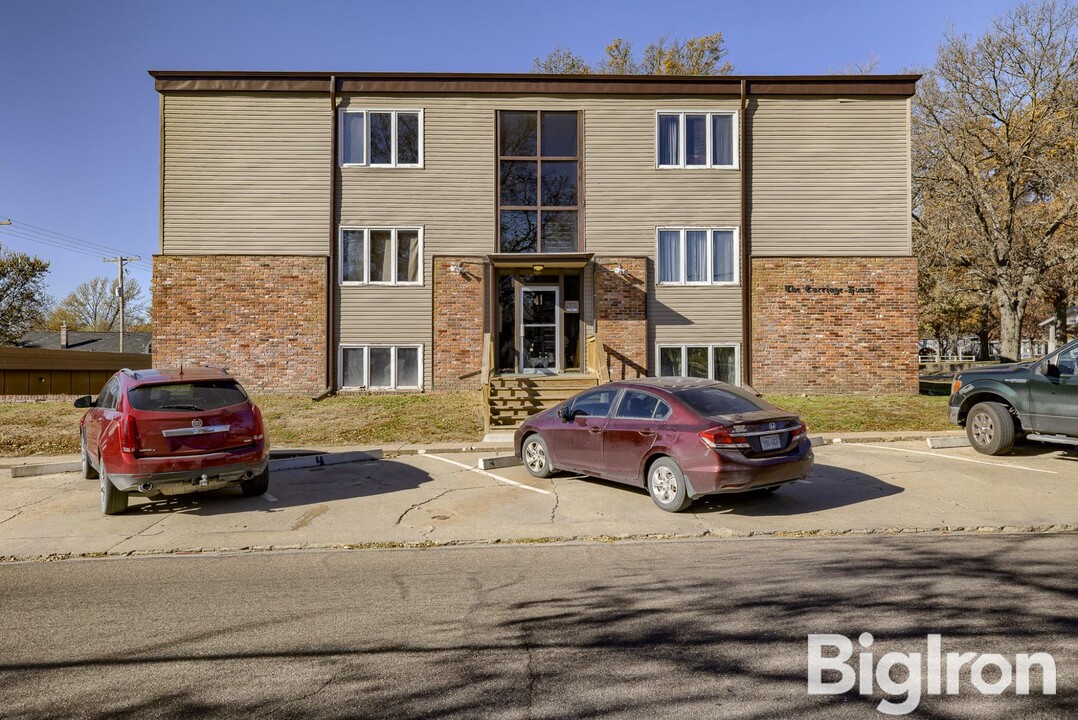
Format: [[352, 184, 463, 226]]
[[162, 93, 331, 255], [650, 285, 743, 348], [335, 94, 743, 383], [750, 96, 911, 256]]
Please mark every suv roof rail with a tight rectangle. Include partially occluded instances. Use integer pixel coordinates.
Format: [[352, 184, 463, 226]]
[[202, 365, 231, 375], [119, 368, 140, 380]]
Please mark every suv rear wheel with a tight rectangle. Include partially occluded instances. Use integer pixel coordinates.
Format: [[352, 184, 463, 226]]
[[99, 468, 129, 515], [966, 401, 1016, 456]]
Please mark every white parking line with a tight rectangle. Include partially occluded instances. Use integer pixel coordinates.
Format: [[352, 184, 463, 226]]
[[424, 454, 553, 495], [848, 444, 1058, 474]]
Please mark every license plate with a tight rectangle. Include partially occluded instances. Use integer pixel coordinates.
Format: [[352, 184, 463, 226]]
[[760, 434, 782, 451]]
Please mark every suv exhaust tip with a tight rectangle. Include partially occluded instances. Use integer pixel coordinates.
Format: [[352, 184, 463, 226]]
[[139, 482, 154, 493]]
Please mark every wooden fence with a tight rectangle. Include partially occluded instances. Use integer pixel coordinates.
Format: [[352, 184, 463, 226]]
[[0, 347, 152, 396]]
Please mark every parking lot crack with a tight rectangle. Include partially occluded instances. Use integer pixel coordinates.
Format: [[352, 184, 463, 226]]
[[548, 478, 560, 523], [0, 510, 21, 524], [395, 486, 483, 526]]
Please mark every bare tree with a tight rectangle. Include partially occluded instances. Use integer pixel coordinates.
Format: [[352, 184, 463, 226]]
[[913, 0, 1078, 360], [0, 243, 51, 345], [829, 52, 881, 74], [533, 33, 734, 76], [47, 276, 148, 332]]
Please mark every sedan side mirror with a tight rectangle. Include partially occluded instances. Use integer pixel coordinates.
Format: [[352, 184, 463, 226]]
[[557, 406, 574, 423], [1043, 362, 1061, 378], [73, 395, 94, 409]]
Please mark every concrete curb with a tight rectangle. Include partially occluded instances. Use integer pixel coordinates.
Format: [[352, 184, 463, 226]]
[[269, 450, 383, 471], [3, 524, 1076, 564], [927, 436, 971, 449], [478, 455, 522, 470], [9, 461, 82, 478]]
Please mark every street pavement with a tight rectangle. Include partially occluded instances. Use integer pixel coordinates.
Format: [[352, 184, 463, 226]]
[[0, 535, 1074, 718], [0, 441, 1075, 560]]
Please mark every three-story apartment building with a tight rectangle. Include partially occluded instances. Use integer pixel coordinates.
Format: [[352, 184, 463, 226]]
[[150, 71, 919, 420]]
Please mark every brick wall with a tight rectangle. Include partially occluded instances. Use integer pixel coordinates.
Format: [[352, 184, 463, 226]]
[[153, 255, 327, 394], [433, 256, 487, 390], [751, 257, 919, 394], [595, 257, 648, 380]]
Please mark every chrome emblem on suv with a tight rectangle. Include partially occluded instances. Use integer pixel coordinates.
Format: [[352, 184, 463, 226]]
[[768, 422, 777, 430], [191, 418, 203, 428]]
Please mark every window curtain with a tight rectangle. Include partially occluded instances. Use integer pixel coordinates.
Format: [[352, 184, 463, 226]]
[[369, 348, 393, 388], [397, 230, 420, 283], [342, 112, 365, 164], [369, 230, 392, 282], [714, 347, 736, 384], [658, 230, 681, 282], [658, 115, 679, 165], [685, 115, 708, 166], [712, 230, 735, 283], [712, 115, 734, 166], [342, 348, 365, 387], [659, 347, 682, 376], [685, 230, 708, 282]]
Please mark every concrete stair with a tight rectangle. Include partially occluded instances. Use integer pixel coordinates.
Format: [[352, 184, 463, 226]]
[[487, 374, 598, 428]]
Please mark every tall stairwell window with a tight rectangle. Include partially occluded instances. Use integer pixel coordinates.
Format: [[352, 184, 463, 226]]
[[498, 111, 580, 253]]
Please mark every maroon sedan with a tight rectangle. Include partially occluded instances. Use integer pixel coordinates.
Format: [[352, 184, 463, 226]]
[[514, 378, 813, 512], [76, 367, 270, 515]]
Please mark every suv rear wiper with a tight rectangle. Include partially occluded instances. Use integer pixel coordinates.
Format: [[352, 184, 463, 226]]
[[159, 404, 204, 411]]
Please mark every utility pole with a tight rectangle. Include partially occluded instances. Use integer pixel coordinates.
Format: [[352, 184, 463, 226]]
[[102, 256, 141, 353]]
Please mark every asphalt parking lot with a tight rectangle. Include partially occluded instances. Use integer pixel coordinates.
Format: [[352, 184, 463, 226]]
[[1, 441, 1075, 559]]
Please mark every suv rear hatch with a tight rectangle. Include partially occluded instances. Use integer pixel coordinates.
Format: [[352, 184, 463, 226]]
[[125, 380, 259, 457]]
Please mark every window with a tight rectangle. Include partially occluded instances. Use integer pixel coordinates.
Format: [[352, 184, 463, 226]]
[[339, 109, 423, 167], [339, 345, 423, 390], [339, 227, 422, 285], [657, 228, 738, 285], [498, 110, 580, 253], [569, 388, 618, 418], [128, 381, 248, 412], [656, 111, 737, 169], [657, 345, 740, 385], [674, 386, 764, 416], [615, 390, 671, 421]]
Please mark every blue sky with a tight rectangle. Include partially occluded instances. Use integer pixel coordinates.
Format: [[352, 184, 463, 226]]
[[0, 0, 1018, 302]]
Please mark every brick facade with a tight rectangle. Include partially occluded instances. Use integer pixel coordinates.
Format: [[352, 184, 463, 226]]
[[152, 255, 327, 394], [594, 257, 649, 380], [432, 256, 487, 390], [751, 257, 919, 394]]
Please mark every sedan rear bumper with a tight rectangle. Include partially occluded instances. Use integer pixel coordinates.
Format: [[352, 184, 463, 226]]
[[681, 437, 815, 497]]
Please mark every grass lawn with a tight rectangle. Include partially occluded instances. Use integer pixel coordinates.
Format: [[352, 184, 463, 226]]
[[765, 393, 952, 433], [0, 389, 951, 458]]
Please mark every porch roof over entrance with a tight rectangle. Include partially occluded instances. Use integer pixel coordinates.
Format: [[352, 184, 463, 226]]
[[488, 253, 594, 270]]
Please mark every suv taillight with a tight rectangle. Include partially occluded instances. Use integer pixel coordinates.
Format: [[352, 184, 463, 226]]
[[251, 404, 265, 443], [121, 416, 141, 456], [699, 427, 750, 450]]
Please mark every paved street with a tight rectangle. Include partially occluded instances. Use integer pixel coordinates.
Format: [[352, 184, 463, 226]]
[[1, 441, 1076, 559], [0, 535, 1074, 719]]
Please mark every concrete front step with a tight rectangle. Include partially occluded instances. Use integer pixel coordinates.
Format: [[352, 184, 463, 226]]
[[486, 374, 598, 429]]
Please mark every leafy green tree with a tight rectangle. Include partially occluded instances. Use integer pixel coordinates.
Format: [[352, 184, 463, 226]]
[[0, 243, 51, 344]]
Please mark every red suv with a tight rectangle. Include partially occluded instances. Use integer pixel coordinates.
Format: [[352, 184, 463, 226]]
[[76, 368, 270, 515]]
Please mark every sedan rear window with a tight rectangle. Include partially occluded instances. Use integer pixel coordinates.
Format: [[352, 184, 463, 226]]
[[674, 387, 765, 417], [127, 381, 248, 412]]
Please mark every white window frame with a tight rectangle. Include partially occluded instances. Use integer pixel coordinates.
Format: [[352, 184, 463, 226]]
[[656, 227, 740, 286], [338, 344, 424, 391], [338, 226, 424, 286], [655, 110, 738, 170], [655, 344, 741, 386], [338, 108, 424, 168]]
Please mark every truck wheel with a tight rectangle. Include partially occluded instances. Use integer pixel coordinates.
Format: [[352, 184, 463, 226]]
[[966, 402, 1015, 456], [241, 469, 270, 497], [99, 468, 128, 515]]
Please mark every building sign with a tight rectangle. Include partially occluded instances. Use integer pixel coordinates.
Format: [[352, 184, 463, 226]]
[[564, 300, 580, 313], [784, 284, 877, 295]]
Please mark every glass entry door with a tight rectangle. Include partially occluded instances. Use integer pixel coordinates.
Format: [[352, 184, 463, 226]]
[[519, 286, 560, 374]]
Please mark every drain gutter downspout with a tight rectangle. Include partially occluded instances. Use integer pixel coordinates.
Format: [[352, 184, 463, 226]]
[[319, 74, 338, 400], [740, 79, 753, 387]]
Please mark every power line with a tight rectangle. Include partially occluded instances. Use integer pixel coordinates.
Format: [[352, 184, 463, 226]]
[[1, 224, 153, 271], [4, 216, 152, 263], [0, 227, 153, 271]]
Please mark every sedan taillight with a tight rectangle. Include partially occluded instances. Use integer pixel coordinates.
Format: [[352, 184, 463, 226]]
[[791, 421, 808, 437], [699, 427, 750, 450]]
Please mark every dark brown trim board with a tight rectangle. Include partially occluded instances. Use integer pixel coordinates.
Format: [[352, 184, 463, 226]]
[[326, 75, 338, 392], [150, 71, 920, 97], [739, 79, 752, 387]]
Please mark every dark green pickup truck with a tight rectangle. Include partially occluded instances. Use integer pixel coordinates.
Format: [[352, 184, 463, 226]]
[[949, 337, 1078, 455]]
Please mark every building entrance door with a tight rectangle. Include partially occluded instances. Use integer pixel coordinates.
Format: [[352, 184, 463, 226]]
[[519, 286, 560, 374]]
